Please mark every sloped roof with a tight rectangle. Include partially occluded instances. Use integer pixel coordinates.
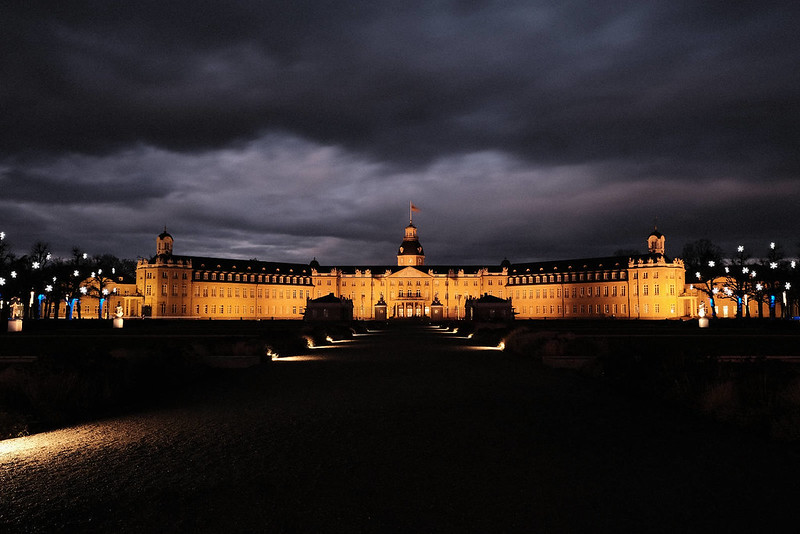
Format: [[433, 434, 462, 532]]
[[508, 253, 670, 275], [155, 254, 314, 275], [315, 263, 508, 276]]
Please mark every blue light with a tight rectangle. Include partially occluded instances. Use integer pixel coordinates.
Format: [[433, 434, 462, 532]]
[[68, 298, 79, 320]]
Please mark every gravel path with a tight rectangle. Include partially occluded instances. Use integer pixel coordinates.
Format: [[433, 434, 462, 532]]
[[2, 325, 800, 533]]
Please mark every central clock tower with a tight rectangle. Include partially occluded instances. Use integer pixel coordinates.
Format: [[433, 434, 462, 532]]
[[397, 222, 425, 266]]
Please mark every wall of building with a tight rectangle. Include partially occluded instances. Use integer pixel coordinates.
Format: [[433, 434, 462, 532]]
[[126, 227, 699, 322], [684, 278, 794, 319], [136, 255, 313, 320], [311, 266, 508, 320], [507, 256, 687, 320], [46, 279, 139, 319]]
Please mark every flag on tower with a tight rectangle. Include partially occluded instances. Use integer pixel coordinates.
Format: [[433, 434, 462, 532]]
[[410, 202, 420, 213]]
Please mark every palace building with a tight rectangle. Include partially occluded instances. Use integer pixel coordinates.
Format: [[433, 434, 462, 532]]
[[129, 221, 694, 321]]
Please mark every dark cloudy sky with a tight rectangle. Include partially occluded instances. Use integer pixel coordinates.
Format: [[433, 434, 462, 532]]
[[2, 1, 799, 265]]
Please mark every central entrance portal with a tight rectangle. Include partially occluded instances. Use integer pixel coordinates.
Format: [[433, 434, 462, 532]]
[[396, 302, 426, 318]]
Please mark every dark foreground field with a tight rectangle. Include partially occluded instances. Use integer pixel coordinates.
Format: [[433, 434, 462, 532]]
[[3, 322, 800, 532]]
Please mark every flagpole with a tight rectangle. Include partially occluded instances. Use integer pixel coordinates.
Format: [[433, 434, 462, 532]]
[[409, 201, 412, 224]]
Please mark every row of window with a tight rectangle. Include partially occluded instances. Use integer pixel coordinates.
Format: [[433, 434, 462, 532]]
[[193, 287, 310, 300], [193, 304, 302, 316], [632, 284, 676, 297], [519, 304, 629, 315], [155, 303, 305, 316], [513, 283, 677, 299], [327, 279, 495, 287], [195, 271, 312, 284], [145, 271, 189, 280], [509, 271, 627, 284], [145, 284, 311, 300], [318, 278, 509, 288], [518, 302, 678, 316], [515, 285, 628, 299]]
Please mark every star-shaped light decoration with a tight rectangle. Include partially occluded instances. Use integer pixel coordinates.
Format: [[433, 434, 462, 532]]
[[73, 270, 80, 277], [756, 284, 763, 291], [32, 261, 40, 269], [708, 261, 715, 267], [770, 262, 778, 269], [787, 283, 793, 290], [0, 277, 5, 286], [738, 245, 744, 253], [770, 242, 776, 250], [0, 231, 5, 240], [11, 271, 17, 278], [45, 285, 53, 292], [80, 287, 87, 295]]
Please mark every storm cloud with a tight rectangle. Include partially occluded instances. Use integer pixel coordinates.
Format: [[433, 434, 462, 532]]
[[2, 1, 798, 264]]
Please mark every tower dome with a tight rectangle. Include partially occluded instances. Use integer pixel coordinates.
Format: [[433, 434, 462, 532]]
[[157, 227, 173, 256], [647, 227, 665, 255], [397, 223, 425, 266]]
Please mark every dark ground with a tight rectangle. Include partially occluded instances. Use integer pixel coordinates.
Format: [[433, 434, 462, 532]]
[[2, 323, 800, 533]]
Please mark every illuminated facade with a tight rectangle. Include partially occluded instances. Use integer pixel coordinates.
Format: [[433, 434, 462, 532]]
[[683, 277, 793, 319], [507, 228, 692, 319], [135, 230, 314, 319], [46, 278, 139, 320], [128, 225, 692, 321]]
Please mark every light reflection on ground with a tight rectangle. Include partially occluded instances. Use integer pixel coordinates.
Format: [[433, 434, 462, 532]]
[[0, 432, 55, 458], [273, 354, 330, 361]]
